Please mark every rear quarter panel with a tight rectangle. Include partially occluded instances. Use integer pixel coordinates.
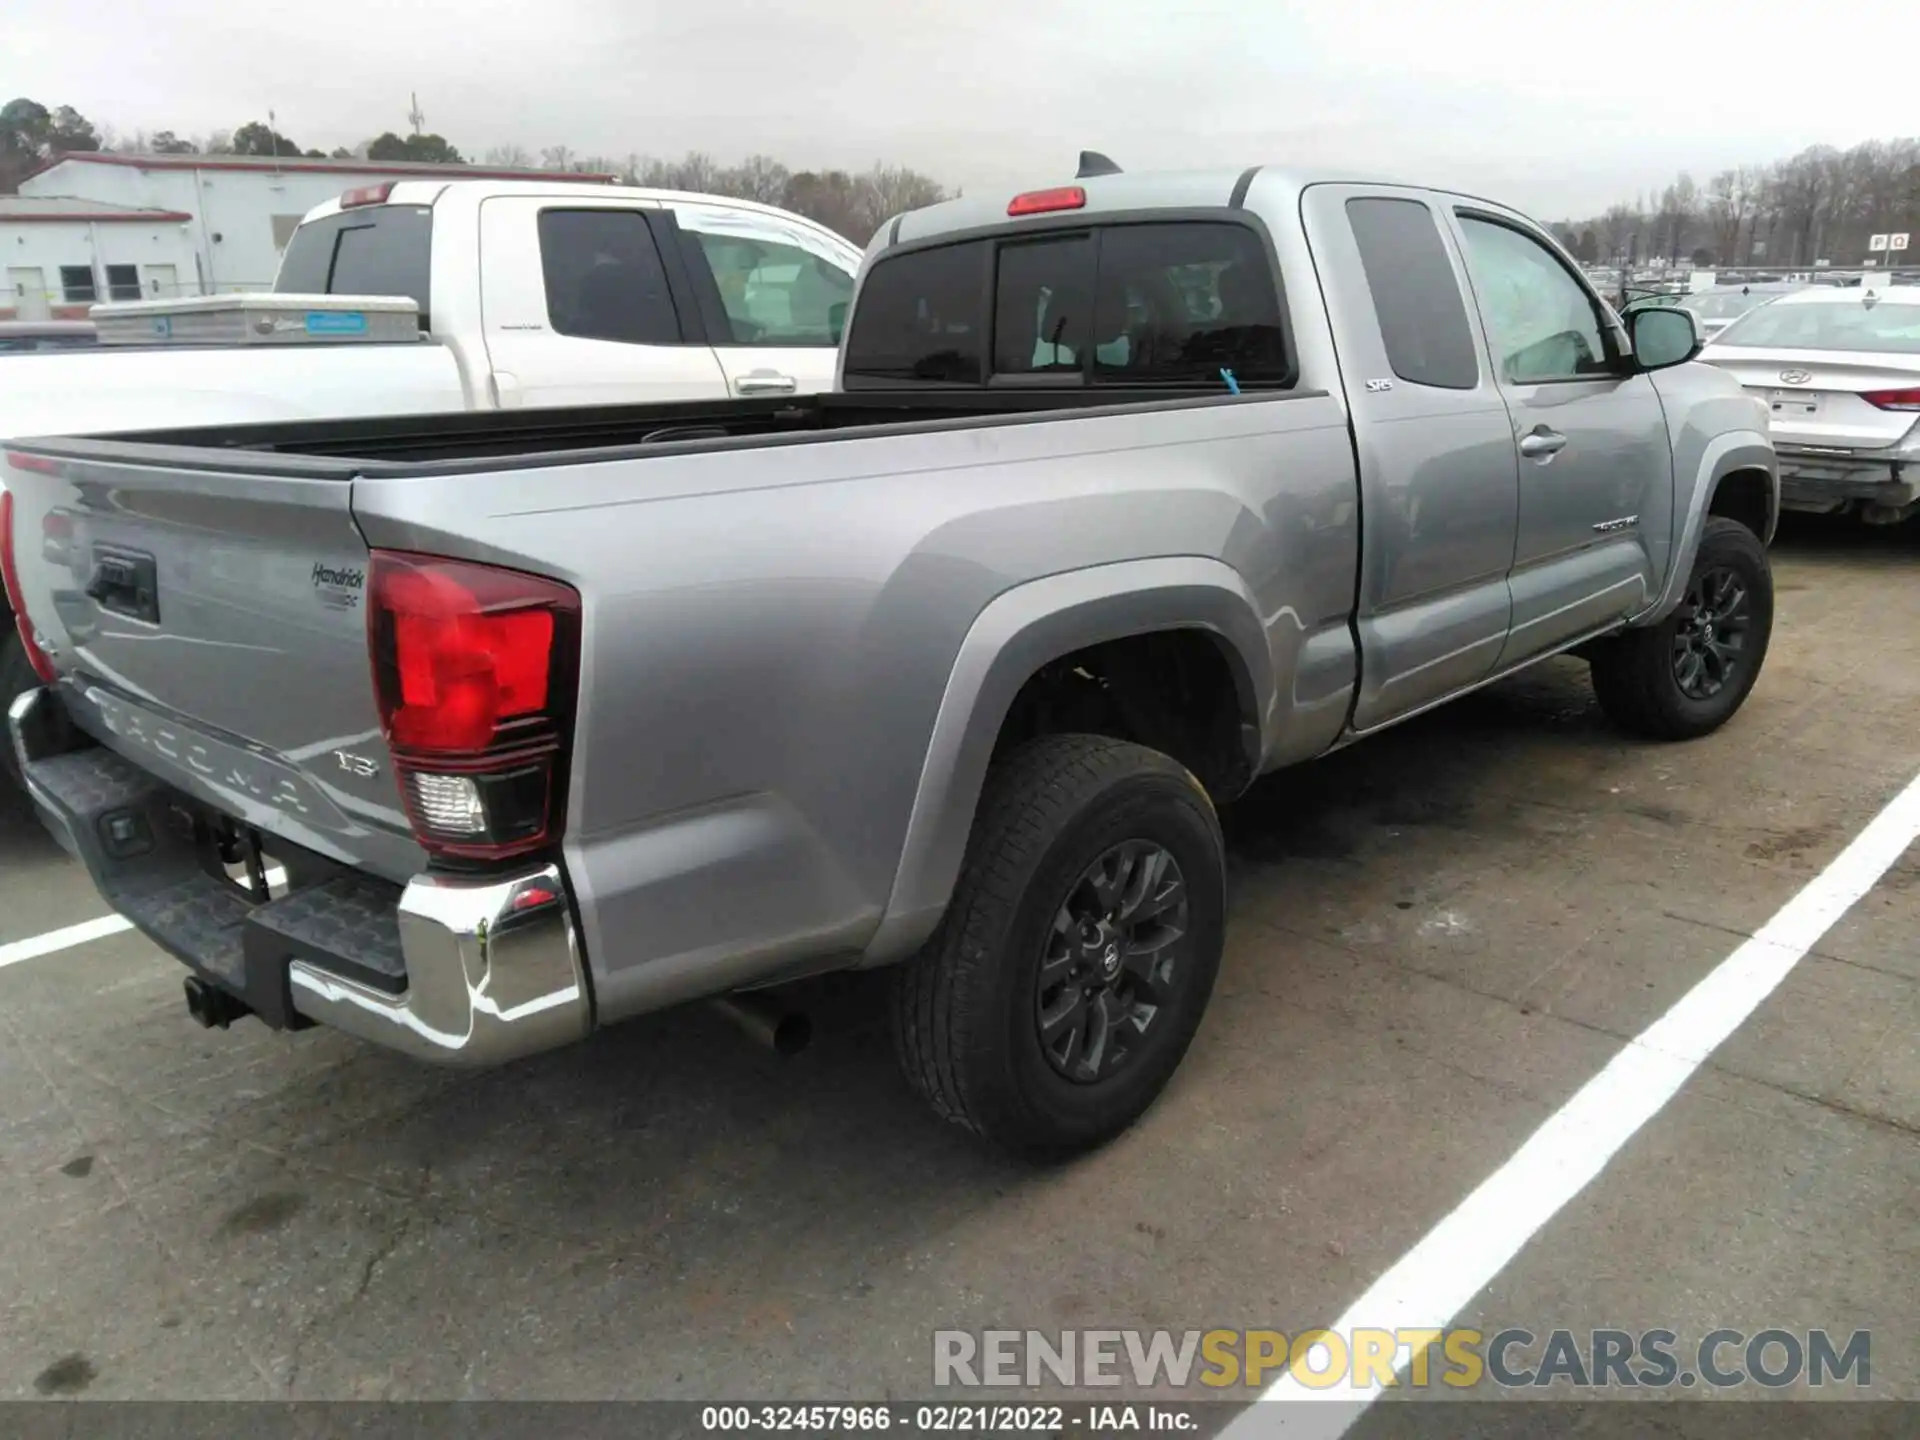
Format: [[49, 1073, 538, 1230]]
[[349, 394, 1358, 1019]]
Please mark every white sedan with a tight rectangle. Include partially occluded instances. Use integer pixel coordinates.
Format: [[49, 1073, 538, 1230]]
[[1678, 282, 1802, 341], [1699, 287, 1920, 523]]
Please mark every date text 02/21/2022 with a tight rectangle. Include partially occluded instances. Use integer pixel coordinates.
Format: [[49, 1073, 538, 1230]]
[[699, 1404, 1196, 1432]]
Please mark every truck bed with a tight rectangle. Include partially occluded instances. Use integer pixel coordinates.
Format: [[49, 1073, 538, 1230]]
[[4, 377, 1360, 1045], [11, 385, 1317, 471]]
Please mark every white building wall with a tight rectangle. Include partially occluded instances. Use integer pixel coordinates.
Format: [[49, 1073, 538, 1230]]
[[20, 159, 461, 295], [1, 217, 202, 319]]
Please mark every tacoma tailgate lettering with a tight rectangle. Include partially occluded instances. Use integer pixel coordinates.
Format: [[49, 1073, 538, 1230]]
[[89, 689, 311, 816]]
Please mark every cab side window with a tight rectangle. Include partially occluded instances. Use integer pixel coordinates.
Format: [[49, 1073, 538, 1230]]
[[537, 209, 682, 346], [679, 217, 855, 347], [1456, 215, 1613, 384], [1345, 198, 1479, 389]]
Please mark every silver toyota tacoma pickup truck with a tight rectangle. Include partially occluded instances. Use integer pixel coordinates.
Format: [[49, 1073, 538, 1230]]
[[3, 162, 1778, 1156]]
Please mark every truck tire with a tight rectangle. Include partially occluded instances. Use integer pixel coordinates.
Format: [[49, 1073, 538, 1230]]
[[1589, 517, 1773, 741], [0, 629, 33, 797], [891, 734, 1226, 1159]]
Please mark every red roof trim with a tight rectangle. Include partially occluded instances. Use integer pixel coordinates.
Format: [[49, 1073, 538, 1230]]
[[29, 151, 617, 183], [0, 209, 195, 224]]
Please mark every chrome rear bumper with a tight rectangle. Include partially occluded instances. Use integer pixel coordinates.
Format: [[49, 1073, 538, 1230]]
[[286, 862, 592, 1066], [9, 685, 592, 1068]]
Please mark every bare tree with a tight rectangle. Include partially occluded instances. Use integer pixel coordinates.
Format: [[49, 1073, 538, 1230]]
[[1853, 140, 1905, 241], [721, 153, 792, 206], [1773, 146, 1838, 265], [604, 150, 947, 236], [1565, 134, 1920, 270], [1596, 203, 1641, 263], [863, 164, 948, 226], [13, 99, 975, 240], [675, 152, 722, 193], [1653, 173, 1699, 263], [1705, 168, 1758, 264]]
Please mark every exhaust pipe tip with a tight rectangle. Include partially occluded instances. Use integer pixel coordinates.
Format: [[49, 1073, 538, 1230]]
[[710, 993, 812, 1057], [768, 1010, 812, 1057]]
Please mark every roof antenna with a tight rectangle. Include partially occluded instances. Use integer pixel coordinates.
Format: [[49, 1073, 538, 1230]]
[[1076, 150, 1123, 179]]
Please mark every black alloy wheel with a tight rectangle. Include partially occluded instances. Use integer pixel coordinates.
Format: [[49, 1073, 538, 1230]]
[[1671, 564, 1752, 701], [1588, 516, 1774, 741], [890, 734, 1227, 1158], [1035, 839, 1190, 1084]]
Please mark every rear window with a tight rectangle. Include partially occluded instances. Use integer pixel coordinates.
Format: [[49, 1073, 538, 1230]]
[[842, 240, 987, 384], [275, 205, 434, 326], [1712, 297, 1920, 353], [1345, 198, 1479, 389], [994, 236, 1094, 376], [844, 220, 1290, 388], [1683, 289, 1788, 321], [1087, 223, 1289, 386]]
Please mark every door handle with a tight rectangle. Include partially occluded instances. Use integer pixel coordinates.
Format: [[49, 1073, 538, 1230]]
[[1519, 428, 1568, 460], [735, 372, 798, 396]]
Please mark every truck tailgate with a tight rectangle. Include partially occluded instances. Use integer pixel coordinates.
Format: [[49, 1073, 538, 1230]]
[[3, 447, 422, 882]]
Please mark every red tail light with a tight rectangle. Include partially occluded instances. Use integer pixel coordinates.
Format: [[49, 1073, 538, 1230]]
[[340, 182, 395, 209], [0, 489, 60, 686], [368, 551, 581, 864], [1008, 187, 1087, 217], [1861, 387, 1920, 412]]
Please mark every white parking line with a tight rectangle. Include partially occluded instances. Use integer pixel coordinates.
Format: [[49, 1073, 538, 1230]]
[[0, 867, 287, 972], [0, 914, 135, 970], [1228, 766, 1920, 1439]]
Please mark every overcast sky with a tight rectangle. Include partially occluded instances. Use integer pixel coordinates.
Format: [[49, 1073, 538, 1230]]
[[13, 0, 1911, 219]]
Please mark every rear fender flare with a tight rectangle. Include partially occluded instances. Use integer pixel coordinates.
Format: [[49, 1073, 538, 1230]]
[[859, 556, 1270, 967]]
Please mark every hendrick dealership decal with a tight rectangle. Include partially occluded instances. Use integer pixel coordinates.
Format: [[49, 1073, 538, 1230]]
[[312, 561, 365, 611]]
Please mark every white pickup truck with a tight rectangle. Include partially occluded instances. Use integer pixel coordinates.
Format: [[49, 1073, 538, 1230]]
[[0, 178, 864, 791]]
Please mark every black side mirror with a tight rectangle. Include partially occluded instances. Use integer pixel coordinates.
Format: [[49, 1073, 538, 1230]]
[[1629, 305, 1702, 371]]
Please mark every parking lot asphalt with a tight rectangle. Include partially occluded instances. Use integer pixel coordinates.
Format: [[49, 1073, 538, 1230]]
[[1, 515, 1915, 1414]]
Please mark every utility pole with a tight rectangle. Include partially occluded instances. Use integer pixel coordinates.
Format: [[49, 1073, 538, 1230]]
[[268, 107, 282, 173], [408, 93, 425, 138]]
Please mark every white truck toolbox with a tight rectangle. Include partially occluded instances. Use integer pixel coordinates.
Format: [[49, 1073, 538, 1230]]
[[90, 294, 421, 346]]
